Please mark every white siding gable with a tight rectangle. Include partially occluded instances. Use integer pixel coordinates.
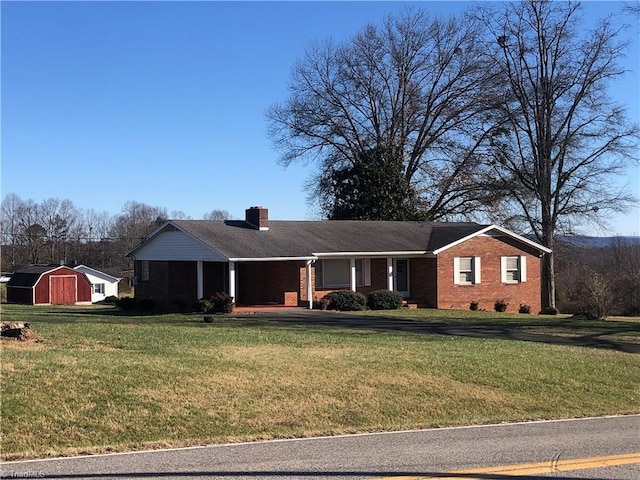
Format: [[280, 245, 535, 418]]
[[132, 231, 227, 262]]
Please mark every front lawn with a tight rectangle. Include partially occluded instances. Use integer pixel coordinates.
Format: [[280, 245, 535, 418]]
[[1, 304, 638, 460]]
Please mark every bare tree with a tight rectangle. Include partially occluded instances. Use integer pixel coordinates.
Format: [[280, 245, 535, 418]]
[[13, 199, 46, 265], [623, 1, 640, 16], [1, 193, 26, 269], [203, 209, 231, 220], [611, 237, 640, 315], [267, 8, 497, 220], [170, 210, 192, 220], [71, 208, 115, 267], [39, 197, 79, 264], [476, 0, 639, 311], [110, 201, 168, 252]]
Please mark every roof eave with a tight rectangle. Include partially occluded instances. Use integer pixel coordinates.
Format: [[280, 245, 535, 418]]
[[313, 251, 429, 257], [228, 256, 317, 262]]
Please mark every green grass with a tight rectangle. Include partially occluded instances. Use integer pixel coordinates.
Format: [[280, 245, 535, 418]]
[[1, 304, 638, 460]]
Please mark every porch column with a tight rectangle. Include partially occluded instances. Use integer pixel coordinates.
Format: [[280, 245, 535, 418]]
[[306, 260, 313, 309], [196, 261, 204, 300], [350, 258, 357, 292], [387, 258, 394, 291], [228, 261, 236, 303]]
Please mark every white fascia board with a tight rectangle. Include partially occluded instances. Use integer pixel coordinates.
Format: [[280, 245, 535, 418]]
[[431, 225, 552, 255], [313, 251, 428, 258], [228, 256, 317, 262]]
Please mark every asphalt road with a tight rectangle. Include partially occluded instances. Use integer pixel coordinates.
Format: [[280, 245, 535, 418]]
[[2, 415, 639, 480]]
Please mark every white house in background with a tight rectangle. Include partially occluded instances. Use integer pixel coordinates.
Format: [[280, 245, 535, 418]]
[[73, 265, 121, 303]]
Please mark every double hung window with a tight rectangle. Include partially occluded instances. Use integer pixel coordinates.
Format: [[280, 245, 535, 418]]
[[454, 257, 481, 285], [501, 256, 527, 283], [315, 259, 371, 288]]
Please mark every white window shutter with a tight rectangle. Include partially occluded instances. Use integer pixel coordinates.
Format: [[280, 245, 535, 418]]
[[520, 256, 527, 282], [453, 257, 460, 285], [363, 259, 371, 286], [500, 257, 507, 283], [474, 257, 481, 284]]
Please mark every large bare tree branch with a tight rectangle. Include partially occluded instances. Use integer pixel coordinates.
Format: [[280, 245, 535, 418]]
[[267, 8, 494, 220], [476, 0, 640, 309]]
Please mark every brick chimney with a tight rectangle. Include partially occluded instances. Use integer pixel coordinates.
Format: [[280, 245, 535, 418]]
[[245, 206, 269, 231]]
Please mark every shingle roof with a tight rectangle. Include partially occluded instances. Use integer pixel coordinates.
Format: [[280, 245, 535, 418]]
[[169, 220, 489, 260], [7, 265, 64, 287]]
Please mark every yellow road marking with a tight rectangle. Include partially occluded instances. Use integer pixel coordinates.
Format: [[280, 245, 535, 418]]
[[374, 452, 640, 480]]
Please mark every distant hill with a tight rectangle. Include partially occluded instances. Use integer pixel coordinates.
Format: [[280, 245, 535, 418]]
[[557, 235, 640, 248]]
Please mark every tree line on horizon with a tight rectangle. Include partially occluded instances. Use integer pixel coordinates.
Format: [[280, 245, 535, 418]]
[[1, 191, 637, 316], [0, 193, 231, 276]]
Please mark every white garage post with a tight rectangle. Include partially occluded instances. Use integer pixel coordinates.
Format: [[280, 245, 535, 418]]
[[196, 261, 204, 300], [350, 258, 357, 292], [306, 260, 313, 309], [229, 261, 236, 303], [387, 258, 394, 291]]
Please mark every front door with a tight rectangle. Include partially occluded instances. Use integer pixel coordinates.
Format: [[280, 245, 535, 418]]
[[394, 259, 410, 297]]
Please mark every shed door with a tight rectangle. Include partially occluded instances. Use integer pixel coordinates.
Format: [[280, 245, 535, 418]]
[[50, 275, 77, 305]]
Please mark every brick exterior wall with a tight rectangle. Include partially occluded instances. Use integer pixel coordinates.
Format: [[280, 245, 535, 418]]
[[135, 260, 197, 309], [409, 257, 438, 307], [299, 263, 312, 304], [237, 261, 303, 306], [436, 234, 543, 313], [203, 262, 226, 296]]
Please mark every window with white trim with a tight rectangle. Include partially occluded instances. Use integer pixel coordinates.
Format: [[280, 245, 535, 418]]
[[315, 259, 371, 288], [93, 283, 105, 294], [453, 256, 481, 285], [501, 256, 527, 283]]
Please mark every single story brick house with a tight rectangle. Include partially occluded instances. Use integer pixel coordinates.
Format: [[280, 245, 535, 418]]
[[6, 265, 93, 305], [127, 206, 551, 313]]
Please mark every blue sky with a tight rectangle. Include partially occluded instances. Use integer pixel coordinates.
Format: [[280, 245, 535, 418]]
[[2, 1, 638, 235]]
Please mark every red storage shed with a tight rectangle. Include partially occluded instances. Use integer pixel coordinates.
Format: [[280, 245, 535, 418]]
[[6, 265, 92, 305]]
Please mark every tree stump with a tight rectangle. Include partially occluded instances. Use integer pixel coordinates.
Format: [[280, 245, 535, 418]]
[[0, 322, 34, 341]]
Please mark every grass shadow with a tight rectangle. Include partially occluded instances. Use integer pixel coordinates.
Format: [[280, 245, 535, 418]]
[[232, 309, 640, 354], [2, 304, 639, 352]]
